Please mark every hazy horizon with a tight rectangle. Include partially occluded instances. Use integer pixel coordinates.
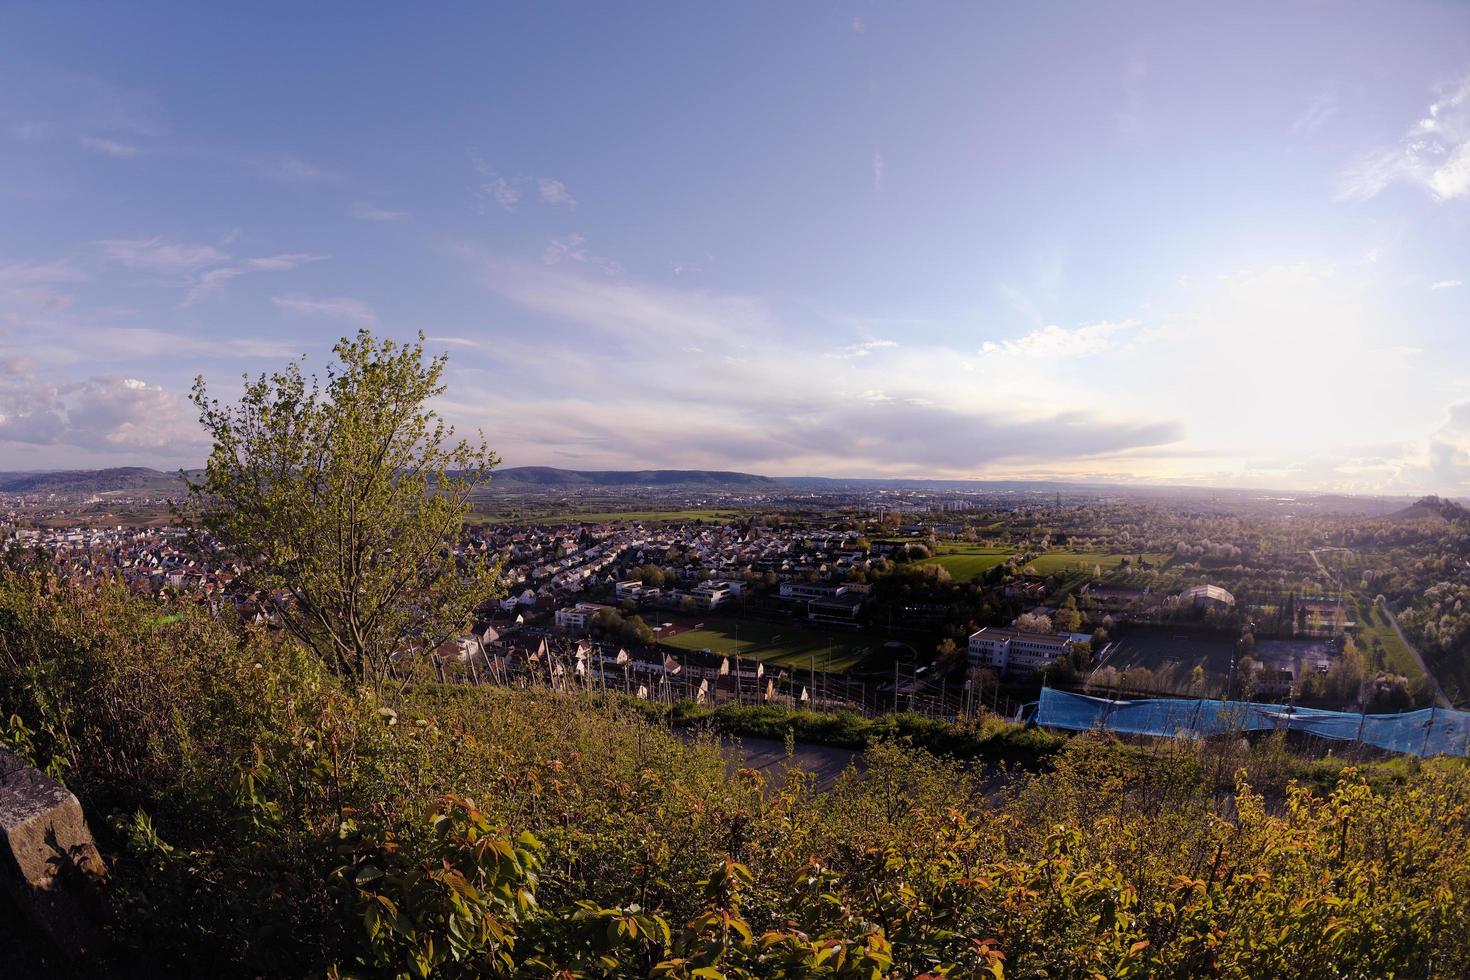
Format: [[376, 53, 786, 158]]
[[3, 2, 1469, 493]]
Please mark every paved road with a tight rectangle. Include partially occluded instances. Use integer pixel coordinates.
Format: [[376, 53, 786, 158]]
[[719, 735, 860, 792], [1377, 597, 1452, 709]]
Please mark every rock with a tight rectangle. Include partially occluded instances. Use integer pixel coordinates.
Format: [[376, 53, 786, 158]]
[[0, 748, 107, 956]]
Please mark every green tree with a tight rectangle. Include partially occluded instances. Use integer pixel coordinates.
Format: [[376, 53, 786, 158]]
[[182, 329, 501, 688]]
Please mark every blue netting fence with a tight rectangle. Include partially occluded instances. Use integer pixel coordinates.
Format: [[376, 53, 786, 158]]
[[1036, 687, 1470, 758]]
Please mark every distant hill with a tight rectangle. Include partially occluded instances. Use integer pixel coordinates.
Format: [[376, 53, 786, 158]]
[[0, 467, 185, 495], [490, 467, 776, 487], [1387, 495, 1470, 523]]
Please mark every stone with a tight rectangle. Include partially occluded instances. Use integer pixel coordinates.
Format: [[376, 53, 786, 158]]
[[0, 748, 107, 956]]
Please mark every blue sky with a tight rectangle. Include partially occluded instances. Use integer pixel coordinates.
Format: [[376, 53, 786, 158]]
[[2, 2, 1469, 492]]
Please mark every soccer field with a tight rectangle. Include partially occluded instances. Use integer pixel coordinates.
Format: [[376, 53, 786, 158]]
[[657, 616, 876, 672]]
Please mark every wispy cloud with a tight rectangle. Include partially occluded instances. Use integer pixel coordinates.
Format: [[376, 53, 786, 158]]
[[97, 237, 228, 273], [273, 293, 376, 323], [540, 233, 621, 274], [485, 177, 520, 211], [252, 152, 342, 185], [348, 202, 407, 221], [1431, 279, 1463, 290], [78, 135, 141, 157], [537, 177, 575, 207], [1337, 77, 1470, 202], [872, 151, 884, 192], [1290, 91, 1339, 137], [183, 252, 328, 305]]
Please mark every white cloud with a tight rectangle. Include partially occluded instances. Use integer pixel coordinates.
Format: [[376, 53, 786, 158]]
[[273, 294, 376, 323], [831, 339, 898, 359], [1338, 77, 1470, 202], [0, 359, 198, 455], [452, 254, 1182, 476], [97, 237, 228, 273], [978, 320, 1137, 358], [537, 177, 576, 207], [1431, 279, 1463, 290], [348, 202, 407, 221], [850, 15, 866, 33]]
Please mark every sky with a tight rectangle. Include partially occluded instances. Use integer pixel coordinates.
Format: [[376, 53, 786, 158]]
[[2, 1, 1469, 494]]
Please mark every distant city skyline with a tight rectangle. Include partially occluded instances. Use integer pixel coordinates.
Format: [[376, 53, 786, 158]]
[[2, 2, 1468, 493]]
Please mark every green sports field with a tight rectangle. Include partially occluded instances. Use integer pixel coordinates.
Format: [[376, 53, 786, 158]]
[[657, 616, 876, 672]]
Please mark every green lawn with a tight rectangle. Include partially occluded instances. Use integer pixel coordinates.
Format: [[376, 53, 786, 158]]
[[658, 616, 877, 672], [919, 544, 1015, 579]]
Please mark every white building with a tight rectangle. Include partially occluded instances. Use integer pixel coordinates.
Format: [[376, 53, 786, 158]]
[[967, 627, 1072, 675], [779, 581, 848, 600], [692, 580, 735, 609], [555, 602, 608, 633], [1180, 584, 1235, 611]]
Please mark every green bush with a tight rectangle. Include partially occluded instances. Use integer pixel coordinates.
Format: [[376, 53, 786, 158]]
[[5, 566, 1470, 977]]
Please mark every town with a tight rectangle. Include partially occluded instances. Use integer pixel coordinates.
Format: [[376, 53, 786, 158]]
[[6, 475, 1453, 723]]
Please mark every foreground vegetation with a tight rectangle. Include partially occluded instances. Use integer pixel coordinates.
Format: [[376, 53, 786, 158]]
[[5, 569, 1470, 977]]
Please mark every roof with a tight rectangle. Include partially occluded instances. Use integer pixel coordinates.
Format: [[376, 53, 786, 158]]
[[968, 626, 1072, 644], [1181, 584, 1235, 604]]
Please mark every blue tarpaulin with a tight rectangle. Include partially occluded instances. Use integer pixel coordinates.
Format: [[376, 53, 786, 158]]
[[1036, 687, 1470, 758]]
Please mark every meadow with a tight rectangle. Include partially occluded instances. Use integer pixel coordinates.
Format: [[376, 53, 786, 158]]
[[918, 543, 1014, 579]]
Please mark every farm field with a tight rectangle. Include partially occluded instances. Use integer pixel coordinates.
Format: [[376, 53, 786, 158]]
[[656, 615, 879, 672]]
